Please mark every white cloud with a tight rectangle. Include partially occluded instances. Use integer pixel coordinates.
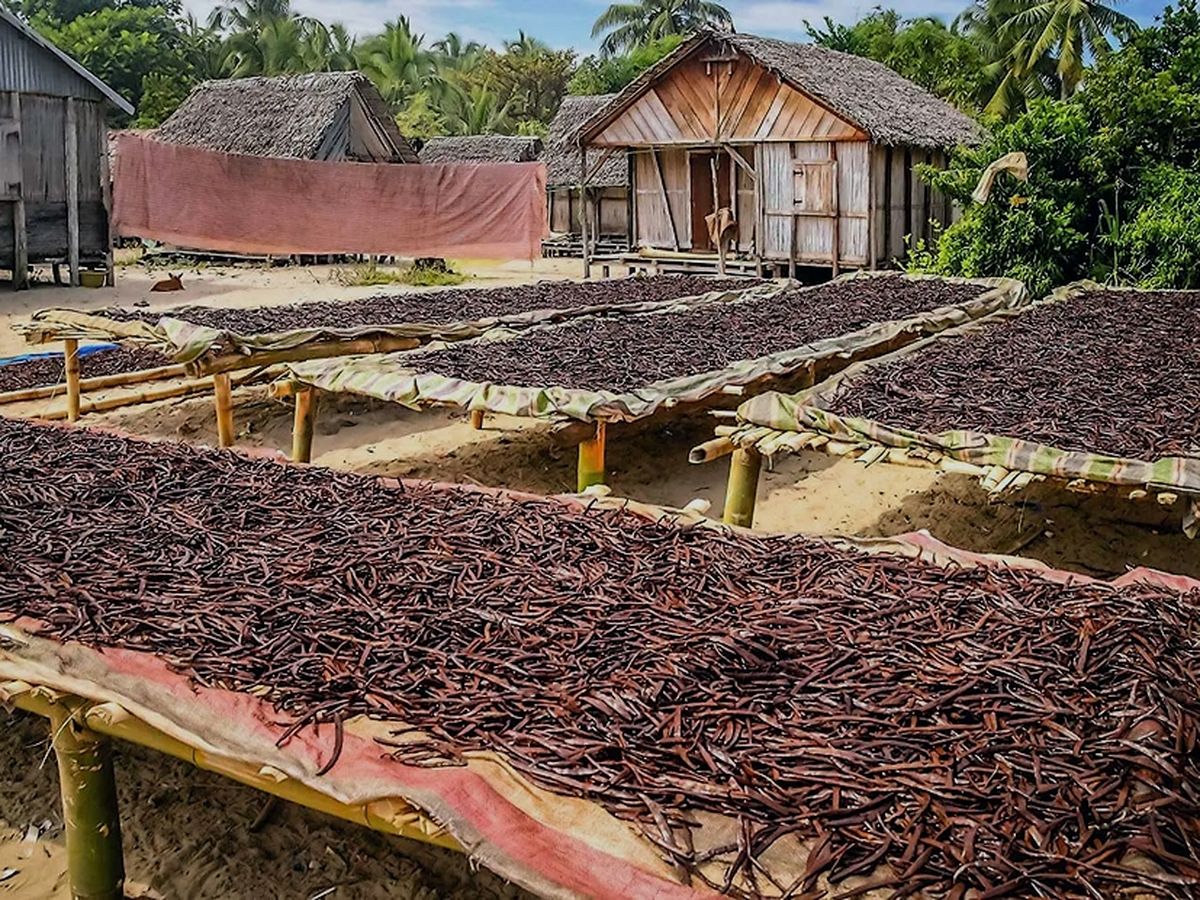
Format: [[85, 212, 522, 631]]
[[181, 0, 500, 43], [731, 0, 966, 35]]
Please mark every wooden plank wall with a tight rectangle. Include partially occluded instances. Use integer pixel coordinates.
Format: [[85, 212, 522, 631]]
[[870, 145, 953, 267], [759, 140, 868, 265], [633, 148, 689, 249]]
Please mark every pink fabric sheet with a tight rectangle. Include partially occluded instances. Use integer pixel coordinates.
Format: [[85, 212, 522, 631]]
[[113, 135, 548, 260]]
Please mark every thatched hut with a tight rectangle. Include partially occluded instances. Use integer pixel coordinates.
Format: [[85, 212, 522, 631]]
[[156, 72, 418, 163], [1, 4, 133, 289], [543, 95, 630, 254], [575, 31, 982, 277], [418, 134, 542, 164]]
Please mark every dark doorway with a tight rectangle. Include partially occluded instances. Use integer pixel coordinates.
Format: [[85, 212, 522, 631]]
[[689, 151, 731, 252]]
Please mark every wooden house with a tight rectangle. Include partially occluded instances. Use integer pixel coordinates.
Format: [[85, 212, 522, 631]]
[[543, 95, 630, 256], [419, 134, 542, 164], [575, 31, 982, 276], [1, 5, 133, 289], [155, 72, 418, 163]]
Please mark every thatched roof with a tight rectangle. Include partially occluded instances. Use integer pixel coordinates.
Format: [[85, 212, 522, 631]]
[[544, 94, 628, 189], [419, 135, 543, 164], [156, 72, 418, 162], [580, 32, 983, 150]]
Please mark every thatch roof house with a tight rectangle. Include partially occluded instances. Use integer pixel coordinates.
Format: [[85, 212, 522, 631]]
[[418, 134, 542, 164], [156, 72, 418, 163], [575, 31, 983, 275], [544, 95, 629, 245], [2, 4, 133, 289]]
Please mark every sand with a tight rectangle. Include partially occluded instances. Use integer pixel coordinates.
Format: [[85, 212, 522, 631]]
[[1, 258, 1196, 899]]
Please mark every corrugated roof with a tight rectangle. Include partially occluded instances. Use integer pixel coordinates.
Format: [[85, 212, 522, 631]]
[[155, 72, 418, 162], [544, 94, 628, 188], [0, 5, 132, 112], [419, 134, 542, 164], [580, 31, 983, 150]]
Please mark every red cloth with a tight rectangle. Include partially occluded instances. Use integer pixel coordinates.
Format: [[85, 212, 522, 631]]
[[113, 135, 547, 259]]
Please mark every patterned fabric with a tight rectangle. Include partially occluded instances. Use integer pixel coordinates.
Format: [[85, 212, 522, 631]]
[[285, 273, 1027, 426], [735, 282, 1200, 536]]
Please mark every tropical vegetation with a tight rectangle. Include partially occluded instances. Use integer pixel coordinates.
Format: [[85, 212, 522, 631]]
[[17, 0, 1200, 288]]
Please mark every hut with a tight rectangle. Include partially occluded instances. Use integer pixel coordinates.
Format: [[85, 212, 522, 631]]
[[543, 94, 630, 257], [155, 72, 418, 163], [575, 31, 982, 277], [418, 134, 542, 164], [1, 5, 133, 290]]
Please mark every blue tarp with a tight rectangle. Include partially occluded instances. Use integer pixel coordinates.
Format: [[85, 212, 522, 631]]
[[0, 344, 118, 368]]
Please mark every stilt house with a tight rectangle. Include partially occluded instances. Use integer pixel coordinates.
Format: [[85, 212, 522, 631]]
[[543, 95, 630, 256], [1, 5, 133, 289], [575, 31, 982, 276]]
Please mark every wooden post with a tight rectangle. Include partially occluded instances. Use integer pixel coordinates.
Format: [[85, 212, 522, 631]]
[[9, 92, 28, 291], [63, 338, 82, 423], [292, 386, 319, 463], [47, 703, 125, 900], [99, 112, 115, 286], [710, 155, 726, 276], [212, 373, 235, 448], [469, 409, 485, 430], [580, 142, 590, 279], [830, 143, 841, 278], [576, 420, 607, 492], [651, 148, 680, 252], [723, 447, 762, 528], [65, 99, 80, 287]]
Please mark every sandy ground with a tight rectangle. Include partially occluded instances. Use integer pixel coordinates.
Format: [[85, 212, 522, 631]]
[[1, 258, 1197, 899]]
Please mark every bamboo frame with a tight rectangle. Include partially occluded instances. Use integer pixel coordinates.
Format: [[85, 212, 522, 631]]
[[470, 409, 485, 430], [37, 370, 263, 422], [723, 447, 762, 527], [0, 364, 187, 406], [6, 684, 460, 900], [292, 386, 319, 464], [45, 698, 125, 900], [213, 373, 235, 448], [577, 420, 608, 492], [63, 339, 81, 423], [188, 336, 422, 378]]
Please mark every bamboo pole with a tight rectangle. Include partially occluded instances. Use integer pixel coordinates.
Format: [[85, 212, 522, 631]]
[[689, 435, 735, 464], [188, 336, 423, 377], [0, 364, 187, 407], [63, 339, 81, 423], [213, 373, 235, 448], [46, 700, 125, 900], [723, 447, 762, 528], [37, 371, 261, 421], [576, 420, 607, 492], [6, 688, 461, 855], [292, 386, 319, 464], [470, 409, 485, 430]]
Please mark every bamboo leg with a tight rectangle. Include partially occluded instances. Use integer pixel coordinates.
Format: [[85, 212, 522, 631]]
[[576, 420, 607, 492], [469, 409, 485, 430], [63, 338, 81, 423], [47, 703, 125, 900], [292, 386, 319, 464], [213, 373, 235, 448], [723, 447, 763, 528]]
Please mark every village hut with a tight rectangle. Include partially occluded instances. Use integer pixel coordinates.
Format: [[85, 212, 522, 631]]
[[543, 94, 630, 256], [418, 134, 542, 164], [155, 72, 418, 163], [1, 4, 133, 289], [575, 31, 983, 277]]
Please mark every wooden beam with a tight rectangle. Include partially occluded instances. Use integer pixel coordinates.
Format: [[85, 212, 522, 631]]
[[99, 105, 115, 286], [866, 147, 877, 270], [65, 98, 80, 287], [883, 146, 893, 265], [830, 143, 841, 278], [584, 146, 617, 185], [722, 144, 756, 181], [903, 147, 913, 261], [579, 141, 590, 279], [9, 92, 27, 291]]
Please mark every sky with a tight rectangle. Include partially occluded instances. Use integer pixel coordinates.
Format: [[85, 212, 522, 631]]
[[180, 0, 1169, 50]]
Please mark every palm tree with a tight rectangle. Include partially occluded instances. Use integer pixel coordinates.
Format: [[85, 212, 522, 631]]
[[591, 0, 733, 56], [440, 80, 514, 134], [355, 17, 437, 108], [961, 0, 1135, 115]]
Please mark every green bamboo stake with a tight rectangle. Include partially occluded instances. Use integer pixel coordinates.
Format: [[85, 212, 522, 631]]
[[723, 447, 763, 528], [48, 702, 125, 900], [577, 420, 608, 492]]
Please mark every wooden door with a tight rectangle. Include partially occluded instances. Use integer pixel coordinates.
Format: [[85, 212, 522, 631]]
[[689, 151, 732, 251]]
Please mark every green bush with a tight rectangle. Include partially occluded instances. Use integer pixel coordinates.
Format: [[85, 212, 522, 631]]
[[1115, 165, 1200, 288]]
